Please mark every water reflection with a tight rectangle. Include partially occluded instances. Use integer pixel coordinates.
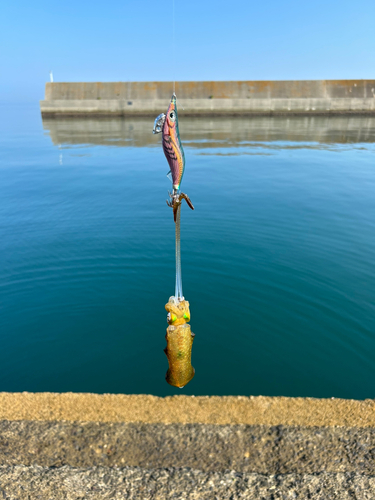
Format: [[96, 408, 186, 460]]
[[43, 116, 375, 149]]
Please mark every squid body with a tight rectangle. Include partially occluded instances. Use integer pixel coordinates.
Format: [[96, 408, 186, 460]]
[[165, 297, 195, 388]]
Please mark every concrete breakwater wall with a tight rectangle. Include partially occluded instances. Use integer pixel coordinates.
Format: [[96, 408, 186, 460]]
[[40, 80, 375, 117]]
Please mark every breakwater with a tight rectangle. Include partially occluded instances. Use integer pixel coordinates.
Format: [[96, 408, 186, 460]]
[[40, 80, 375, 117]]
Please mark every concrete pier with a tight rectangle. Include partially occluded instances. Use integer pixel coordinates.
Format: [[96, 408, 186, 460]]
[[40, 80, 375, 117], [0, 393, 374, 498]]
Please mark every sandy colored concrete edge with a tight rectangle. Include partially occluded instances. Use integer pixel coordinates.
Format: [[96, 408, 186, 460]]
[[0, 393, 374, 427]]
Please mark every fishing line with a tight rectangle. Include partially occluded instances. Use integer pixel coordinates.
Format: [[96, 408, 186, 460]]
[[152, 36, 195, 387], [173, 0, 175, 94]]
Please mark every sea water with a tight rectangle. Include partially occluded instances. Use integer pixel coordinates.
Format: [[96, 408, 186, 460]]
[[0, 102, 374, 398]]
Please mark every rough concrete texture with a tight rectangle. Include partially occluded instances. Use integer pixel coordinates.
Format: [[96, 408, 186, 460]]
[[0, 393, 374, 427], [1, 394, 374, 497], [40, 80, 375, 116], [0, 421, 375, 475], [0, 466, 374, 500]]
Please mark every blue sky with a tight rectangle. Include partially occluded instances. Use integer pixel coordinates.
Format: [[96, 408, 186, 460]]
[[1, 0, 374, 101]]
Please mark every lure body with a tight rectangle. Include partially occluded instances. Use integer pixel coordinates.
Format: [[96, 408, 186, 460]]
[[164, 297, 195, 388], [153, 94, 185, 191]]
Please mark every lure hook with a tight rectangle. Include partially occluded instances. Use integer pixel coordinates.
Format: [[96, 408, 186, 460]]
[[166, 191, 194, 223]]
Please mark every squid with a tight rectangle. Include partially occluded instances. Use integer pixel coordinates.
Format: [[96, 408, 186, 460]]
[[153, 94, 195, 388]]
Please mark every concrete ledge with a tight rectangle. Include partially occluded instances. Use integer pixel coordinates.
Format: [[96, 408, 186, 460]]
[[40, 98, 375, 117], [0, 393, 374, 427], [1, 395, 374, 498]]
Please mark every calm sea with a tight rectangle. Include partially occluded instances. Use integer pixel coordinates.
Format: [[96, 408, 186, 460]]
[[0, 102, 374, 398]]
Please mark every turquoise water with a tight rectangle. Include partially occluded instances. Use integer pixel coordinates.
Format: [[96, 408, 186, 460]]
[[1, 103, 374, 398]]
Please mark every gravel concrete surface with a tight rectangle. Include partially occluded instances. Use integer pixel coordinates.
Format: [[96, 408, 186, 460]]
[[0, 421, 374, 475], [0, 465, 374, 500]]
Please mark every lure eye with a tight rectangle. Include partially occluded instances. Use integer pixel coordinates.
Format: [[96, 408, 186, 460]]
[[171, 314, 177, 323], [169, 111, 176, 122]]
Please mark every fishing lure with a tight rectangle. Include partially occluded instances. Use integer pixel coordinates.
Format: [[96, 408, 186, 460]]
[[153, 93, 195, 388], [153, 94, 194, 222]]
